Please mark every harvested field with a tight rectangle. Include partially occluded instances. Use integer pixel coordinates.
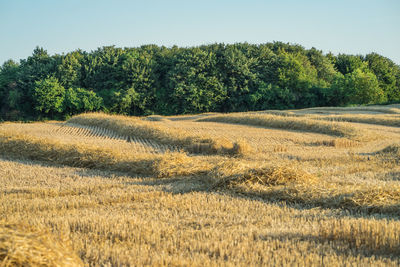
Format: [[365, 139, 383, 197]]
[[68, 113, 250, 156], [292, 105, 400, 115], [0, 122, 178, 154], [197, 113, 366, 140], [309, 114, 400, 128], [1, 104, 400, 266]]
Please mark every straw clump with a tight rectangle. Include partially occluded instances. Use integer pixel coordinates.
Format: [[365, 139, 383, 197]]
[[342, 187, 400, 214], [211, 161, 317, 189], [229, 140, 254, 156], [0, 221, 83, 267], [319, 138, 359, 148], [187, 139, 254, 156], [152, 151, 213, 178]]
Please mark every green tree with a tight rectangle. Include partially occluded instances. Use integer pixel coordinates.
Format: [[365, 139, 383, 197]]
[[119, 47, 157, 115], [33, 77, 65, 116], [7, 89, 23, 109], [0, 60, 20, 115], [329, 69, 385, 105], [348, 69, 385, 104], [16, 47, 60, 115], [306, 48, 337, 85], [64, 87, 102, 115], [365, 53, 400, 101], [57, 51, 83, 89], [217, 44, 256, 112], [165, 48, 226, 114], [274, 50, 322, 107], [247, 81, 295, 110], [119, 87, 141, 114], [81, 46, 125, 92], [335, 54, 364, 75]]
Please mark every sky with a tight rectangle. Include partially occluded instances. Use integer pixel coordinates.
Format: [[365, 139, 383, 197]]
[[0, 0, 399, 64]]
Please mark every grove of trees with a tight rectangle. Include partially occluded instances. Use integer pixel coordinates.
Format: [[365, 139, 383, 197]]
[[1, 42, 399, 120]]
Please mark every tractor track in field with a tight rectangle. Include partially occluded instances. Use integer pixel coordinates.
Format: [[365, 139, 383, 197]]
[[51, 123, 180, 154]]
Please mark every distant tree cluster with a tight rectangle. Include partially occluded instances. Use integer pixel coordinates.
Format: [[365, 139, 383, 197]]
[[1, 43, 399, 120]]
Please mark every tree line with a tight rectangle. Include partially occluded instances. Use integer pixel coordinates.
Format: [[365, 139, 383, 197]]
[[1, 42, 399, 120]]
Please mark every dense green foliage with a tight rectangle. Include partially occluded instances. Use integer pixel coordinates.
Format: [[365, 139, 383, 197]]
[[1, 43, 399, 120]]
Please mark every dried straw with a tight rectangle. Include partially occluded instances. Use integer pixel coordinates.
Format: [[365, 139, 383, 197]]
[[0, 221, 83, 267]]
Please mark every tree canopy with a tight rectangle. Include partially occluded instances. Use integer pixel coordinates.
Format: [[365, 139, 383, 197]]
[[1, 43, 399, 120]]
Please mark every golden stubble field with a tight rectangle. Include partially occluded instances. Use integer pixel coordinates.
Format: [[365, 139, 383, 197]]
[[1, 104, 400, 266]]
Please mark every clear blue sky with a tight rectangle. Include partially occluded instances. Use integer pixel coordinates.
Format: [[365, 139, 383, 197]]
[[1, 0, 399, 64]]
